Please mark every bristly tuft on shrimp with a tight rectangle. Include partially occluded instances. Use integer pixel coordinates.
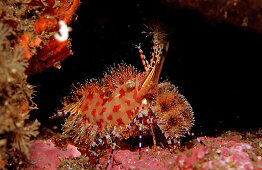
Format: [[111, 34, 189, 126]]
[[152, 81, 194, 139], [52, 26, 194, 169]]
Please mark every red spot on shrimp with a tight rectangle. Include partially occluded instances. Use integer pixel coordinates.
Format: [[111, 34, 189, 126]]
[[108, 96, 113, 102], [97, 119, 104, 127], [113, 104, 121, 112], [119, 88, 125, 99], [99, 107, 107, 115], [126, 110, 132, 119], [125, 100, 131, 106], [87, 92, 93, 100], [102, 98, 107, 105], [107, 114, 112, 120], [96, 101, 100, 107], [91, 109, 96, 117], [116, 118, 124, 125], [83, 103, 89, 111]]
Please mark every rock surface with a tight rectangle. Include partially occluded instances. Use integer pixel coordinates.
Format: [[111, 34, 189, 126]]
[[101, 135, 262, 170], [27, 135, 262, 169], [27, 139, 81, 170]]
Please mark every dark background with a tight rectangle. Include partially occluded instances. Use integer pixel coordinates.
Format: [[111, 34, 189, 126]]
[[28, 0, 261, 137]]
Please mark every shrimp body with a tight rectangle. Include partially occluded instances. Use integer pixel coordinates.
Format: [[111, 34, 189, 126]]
[[55, 27, 194, 169], [80, 79, 141, 129]]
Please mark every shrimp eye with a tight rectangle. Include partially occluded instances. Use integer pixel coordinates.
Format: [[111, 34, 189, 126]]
[[125, 80, 135, 90]]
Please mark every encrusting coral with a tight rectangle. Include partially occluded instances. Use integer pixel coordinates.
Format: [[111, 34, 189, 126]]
[[0, 0, 80, 75], [0, 22, 40, 168], [0, 0, 80, 168]]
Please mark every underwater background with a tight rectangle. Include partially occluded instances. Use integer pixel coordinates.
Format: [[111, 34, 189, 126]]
[[29, 0, 261, 137], [1, 0, 261, 169]]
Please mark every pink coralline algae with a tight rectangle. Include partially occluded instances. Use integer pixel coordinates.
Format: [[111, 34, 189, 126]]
[[201, 136, 255, 169], [102, 148, 177, 169], [27, 139, 81, 170], [98, 135, 262, 169], [26, 135, 262, 169], [101, 147, 208, 169]]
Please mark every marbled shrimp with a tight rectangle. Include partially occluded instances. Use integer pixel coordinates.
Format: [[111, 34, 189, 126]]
[[53, 27, 195, 169]]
